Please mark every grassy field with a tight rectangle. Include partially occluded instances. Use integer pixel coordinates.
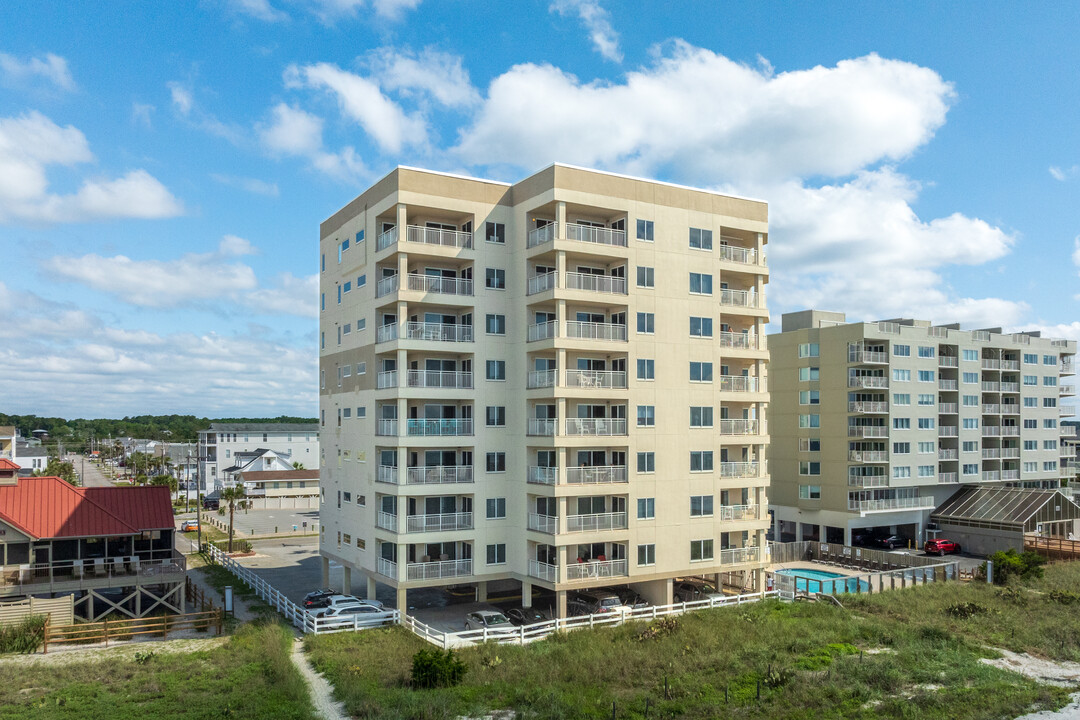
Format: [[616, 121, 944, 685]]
[[0, 623, 314, 720], [305, 565, 1080, 720]]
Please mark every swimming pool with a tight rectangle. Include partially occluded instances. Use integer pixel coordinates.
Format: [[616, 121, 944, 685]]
[[775, 568, 870, 594]]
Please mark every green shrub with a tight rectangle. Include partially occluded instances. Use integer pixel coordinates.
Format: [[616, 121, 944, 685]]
[[1048, 589, 1080, 605], [410, 648, 466, 689], [0, 615, 46, 654], [213, 539, 253, 554], [986, 548, 1047, 584], [946, 602, 991, 619]]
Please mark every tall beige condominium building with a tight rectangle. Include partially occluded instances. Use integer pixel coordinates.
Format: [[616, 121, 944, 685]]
[[769, 310, 1077, 547], [318, 164, 770, 616]]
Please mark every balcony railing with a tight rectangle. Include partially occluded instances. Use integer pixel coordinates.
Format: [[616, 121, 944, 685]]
[[565, 465, 627, 484], [376, 511, 398, 532], [377, 557, 397, 579], [376, 419, 398, 436], [376, 324, 398, 343], [939, 449, 958, 460], [402, 322, 473, 343], [848, 349, 888, 364], [527, 222, 557, 248], [982, 471, 1001, 482], [849, 376, 888, 389], [527, 418, 556, 436], [566, 321, 627, 342], [406, 466, 473, 485], [981, 382, 1000, 392], [1001, 382, 1020, 393], [939, 356, 958, 367], [719, 546, 763, 565], [1062, 385, 1076, 396], [849, 450, 889, 462], [848, 401, 889, 414], [528, 513, 557, 534], [529, 559, 558, 583], [565, 418, 628, 436], [717, 244, 757, 265], [982, 426, 1020, 437], [939, 380, 959, 391], [376, 275, 400, 297], [565, 370, 627, 389], [406, 370, 473, 389], [1002, 469, 1020, 480], [848, 425, 888, 438], [377, 465, 398, 484], [1001, 448, 1021, 459], [718, 461, 760, 478], [406, 419, 474, 436], [566, 558, 628, 581], [527, 466, 558, 485], [847, 474, 889, 488], [406, 273, 473, 296], [718, 375, 760, 392], [939, 426, 958, 437], [566, 222, 627, 247], [939, 472, 958, 484], [719, 288, 757, 308], [848, 496, 935, 512], [405, 224, 473, 249], [719, 419, 759, 435], [528, 321, 558, 342], [719, 332, 761, 350], [982, 404, 1001, 414], [719, 504, 759, 522], [565, 271, 627, 295], [1002, 404, 1021, 414], [527, 271, 557, 295], [939, 403, 959, 414], [377, 370, 399, 389], [982, 448, 1001, 459], [527, 369, 557, 389], [407, 559, 472, 581], [566, 511, 627, 533], [376, 226, 399, 251], [0, 553, 186, 595], [406, 512, 473, 533]]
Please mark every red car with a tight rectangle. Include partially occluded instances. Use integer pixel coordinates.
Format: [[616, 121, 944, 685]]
[[924, 538, 961, 556]]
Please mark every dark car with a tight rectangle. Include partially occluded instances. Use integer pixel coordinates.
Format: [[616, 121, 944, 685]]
[[876, 535, 905, 550], [506, 607, 547, 626], [566, 600, 592, 617], [615, 588, 649, 609], [202, 498, 219, 510], [924, 538, 961, 556], [303, 589, 342, 609]]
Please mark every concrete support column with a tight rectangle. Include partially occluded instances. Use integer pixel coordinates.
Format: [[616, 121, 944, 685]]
[[557, 298, 567, 327], [557, 544, 568, 583], [367, 574, 378, 602], [321, 555, 330, 588], [557, 398, 567, 437], [556, 250, 566, 280], [396, 203, 407, 231], [397, 251, 408, 278], [477, 581, 487, 602], [397, 544, 408, 582], [343, 566, 352, 596], [395, 586, 407, 612], [557, 348, 567, 386], [558, 446, 568, 477], [558, 496, 568, 534], [396, 397, 407, 437], [756, 232, 764, 263], [556, 590, 567, 618], [522, 580, 533, 608], [556, 201, 567, 230]]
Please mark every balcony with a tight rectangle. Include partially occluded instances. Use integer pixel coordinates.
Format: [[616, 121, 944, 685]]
[[566, 222, 627, 247], [406, 466, 473, 485], [527, 369, 557, 389], [849, 450, 889, 462], [566, 321, 627, 342], [377, 225, 474, 252], [939, 356, 958, 367], [848, 349, 888, 364], [529, 559, 558, 583], [565, 271, 627, 295], [377, 370, 398, 389], [1001, 469, 1020, 480], [376, 511, 398, 532], [719, 504, 759, 522], [939, 449, 958, 460], [719, 546, 764, 565], [718, 375, 761, 393], [376, 419, 398, 436], [377, 557, 397, 579], [847, 475, 889, 488], [527, 222, 557, 248], [528, 321, 559, 342], [848, 401, 889, 414], [939, 472, 958, 484], [849, 376, 888, 389], [376, 226, 398, 251], [848, 496, 936, 513], [939, 380, 959, 391], [565, 369, 628, 389], [982, 471, 1001, 482], [402, 322, 473, 343], [527, 418, 556, 436], [406, 512, 473, 533], [406, 370, 473, 389], [565, 465, 628, 484], [719, 419, 760, 435], [566, 512, 628, 533], [718, 461, 760, 478], [939, 403, 959, 414], [527, 466, 557, 485], [981, 382, 1000, 392], [1001, 382, 1020, 393], [720, 332, 763, 350], [527, 271, 557, 295], [566, 558, 628, 581], [1063, 359, 1075, 375], [939, 426, 958, 437], [1063, 385, 1077, 396], [982, 448, 1002, 459], [376, 275, 400, 297], [717, 244, 758, 265], [1001, 448, 1020, 459], [405, 273, 473, 297], [377, 465, 398, 484], [406, 418, 473, 437], [528, 513, 557, 534], [1002, 404, 1021, 415], [0, 552, 186, 597], [718, 289, 758, 308], [848, 426, 887, 438], [407, 559, 473, 581], [376, 324, 398, 343], [982, 404, 1001, 414], [565, 418, 628, 436], [982, 426, 1020, 437]]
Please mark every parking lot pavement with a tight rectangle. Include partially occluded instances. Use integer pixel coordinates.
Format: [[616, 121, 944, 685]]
[[204, 508, 319, 538]]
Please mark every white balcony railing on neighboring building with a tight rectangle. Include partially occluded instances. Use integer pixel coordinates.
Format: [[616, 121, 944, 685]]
[[717, 244, 757, 265], [376, 511, 398, 532], [377, 370, 399, 389], [849, 450, 889, 462], [565, 222, 627, 247], [528, 321, 558, 342], [939, 356, 958, 367], [566, 512, 628, 533], [527, 418, 556, 436], [529, 559, 558, 583], [406, 559, 472, 581], [406, 466, 473, 485], [938, 449, 958, 460], [719, 288, 757, 308], [848, 496, 936, 513], [406, 512, 473, 533], [527, 222, 557, 248], [982, 471, 1001, 482], [938, 426, 958, 437], [848, 426, 888, 437], [528, 513, 557, 534], [718, 375, 760, 393], [719, 504, 758, 522], [565, 271, 627, 295], [566, 559, 628, 581], [376, 226, 399, 251], [718, 546, 763, 566], [939, 403, 959, 414], [377, 465, 399, 484], [565, 370, 628, 389], [527, 466, 558, 485], [718, 461, 760, 478], [376, 419, 398, 436], [527, 271, 557, 295], [719, 332, 761, 350], [848, 401, 889, 414], [566, 321, 627, 342], [377, 557, 397, 579], [719, 419, 759, 435], [376, 324, 398, 343], [406, 419, 473, 437], [402, 322, 473, 343], [527, 369, 557, 389], [848, 348, 888, 364], [564, 418, 628, 436], [376, 275, 400, 297], [406, 370, 473, 389], [939, 380, 959, 391], [847, 475, 888, 488], [849, 376, 888, 389], [939, 472, 958, 484], [565, 465, 627, 484], [406, 273, 473, 296], [405, 225, 473, 249]]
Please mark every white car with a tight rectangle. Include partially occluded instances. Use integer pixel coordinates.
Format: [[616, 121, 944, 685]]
[[319, 595, 385, 613], [317, 602, 396, 628], [463, 610, 515, 634]]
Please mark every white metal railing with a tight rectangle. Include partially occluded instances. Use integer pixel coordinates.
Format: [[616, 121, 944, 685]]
[[1002, 360, 1020, 370], [719, 546, 763, 565], [406, 466, 473, 485], [1001, 404, 1020, 414], [972, 330, 991, 342], [719, 332, 760, 350], [939, 449, 958, 460], [718, 461, 760, 478], [1001, 448, 1020, 458], [848, 348, 888, 364], [939, 356, 958, 367], [406, 370, 473, 389], [528, 321, 558, 342], [406, 273, 473, 296], [982, 448, 1001, 459], [565, 465, 627, 484], [939, 472, 958, 484], [719, 288, 756, 308], [849, 450, 889, 462], [405, 225, 473, 249], [377, 465, 398, 484], [849, 376, 888, 389], [848, 401, 889, 413], [377, 557, 397, 579], [719, 419, 759, 435], [564, 418, 628, 436], [565, 271, 627, 295], [527, 271, 557, 295], [406, 512, 473, 533], [529, 559, 557, 583], [847, 474, 888, 488], [877, 322, 901, 334], [938, 426, 958, 437], [1001, 382, 1020, 392], [528, 418, 556, 436], [527, 369, 557, 388], [848, 426, 887, 437], [377, 370, 399, 389], [1062, 385, 1076, 395], [376, 226, 398, 251], [939, 380, 959, 390], [402, 322, 473, 343], [719, 504, 758, 521], [527, 222, 557, 248], [566, 511, 628, 533], [407, 559, 472, 581], [376, 419, 398, 436], [376, 324, 398, 343], [566, 222, 627, 247], [982, 404, 1001, 414], [377, 511, 398, 532], [566, 321, 627, 342], [566, 559, 628, 581], [528, 513, 557, 533], [848, 496, 936, 512], [527, 466, 558, 485], [718, 375, 760, 392], [376, 275, 400, 297], [982, 359, 1002, 370], [406, 419, 473, 436], [982, 382, 1000, 391], [939, 403, 959, 414], [982, 471, 1001, 482], [565, 370, 628, 389], [717, 244, 756, 265], [928, 326, 949, 338], [1001, 469, 1020, 480]]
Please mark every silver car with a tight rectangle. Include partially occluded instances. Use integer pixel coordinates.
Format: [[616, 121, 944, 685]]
[[464, 610, 515, 634]]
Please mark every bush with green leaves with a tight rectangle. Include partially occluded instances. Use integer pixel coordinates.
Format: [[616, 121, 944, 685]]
[[411, 648, 466, 689], [213, 539, 253, 554], [985, 548, 1047, 584], [0, 615, 46, 654]]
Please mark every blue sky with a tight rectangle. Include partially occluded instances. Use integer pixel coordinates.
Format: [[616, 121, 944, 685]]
[[1, 0, 1078, 417]]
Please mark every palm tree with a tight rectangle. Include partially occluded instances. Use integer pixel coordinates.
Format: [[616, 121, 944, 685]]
[[220, 484, 247, 553], [291, 461, 305, 470]]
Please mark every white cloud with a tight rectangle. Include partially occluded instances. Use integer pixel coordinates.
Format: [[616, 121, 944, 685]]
[[1050, 165, 1079, 181], [168, 82, 194, 116], [302, 0, 420, 21], [0, 111, 183, 223], [210, 173, 280, 197], [367, 47, 481, 109], [228, 0, 289, 22], [242, 272, 319, 318], [166, 81, 245, 143], [257, 102, 368, 181], [0, 51, 75, 91], [1073, 237, 1080, 269], [456, 45, 953, 184], [131, 102, 155, 128], [549, 0, 622, 63]]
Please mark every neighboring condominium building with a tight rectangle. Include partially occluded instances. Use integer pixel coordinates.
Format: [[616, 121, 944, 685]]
[[196, 422, 318, 493], [318, 164, 771, 615], [769, 310, 1077, 547]]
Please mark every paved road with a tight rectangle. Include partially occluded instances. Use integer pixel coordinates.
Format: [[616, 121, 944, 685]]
[[221, 508, 320, 537], [68, 454, 113, 487]]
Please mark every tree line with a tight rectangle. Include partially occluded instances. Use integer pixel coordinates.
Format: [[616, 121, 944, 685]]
[[0, 414, 317, 445]]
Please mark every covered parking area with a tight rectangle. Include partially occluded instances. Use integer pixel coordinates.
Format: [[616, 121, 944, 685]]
[[930, 486, 1080, 556]]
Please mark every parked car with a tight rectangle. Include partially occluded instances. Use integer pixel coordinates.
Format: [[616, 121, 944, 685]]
[[566, 600, 592, 617], [924, 538, 962, 556], [614, 588, 650, 610], [574, 590, 628, 614], [202, 498, 219, 510], [316, 603, 396, 628], [673, 581, 723, 603], [505, 607, 547, 626], [311, 596, 383, 617], [303, 589, 341, 609], [464, 610, 515, 633], [876, 535, 905, 550], [179, 520, 198, 532]]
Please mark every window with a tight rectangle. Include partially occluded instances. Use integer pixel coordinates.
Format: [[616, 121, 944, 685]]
[[893, 466, 911, 479], [893, 442, 910, 454], [689, 227, 713, 250], [894, 344, 911, 357], [893, 369, 911, 382], [893, 393, 911, 405], [637, 312, 654, 334], [637, 498, 655, 520], [799, 414, 820, 428], [637, 405, 655, 427], [486, 406, 506, 427], [689, 272, 713, 295], [357, 406, 366, 418], [637, 544, 656, 566], [918, 346, 935, 358], [917, 394, 935, 405], [637, 358, 655, 380], [342, 365, 352, 377], [690, 451, 713, 472], [636, 266, 655, 288], [1024, 440, 1037, 451], [799, 343, 820, 358], [1024, 397, 1038, 407], [799, 390, 820, 405], [342, 407, 352, 418], [963, 372, 979, 384], [321, 253, 325, 272], [1023, 375, 1038, 386], [963, 395, 979, 407], [690, 539, 714, 561], [1024, 419, 1038, 429], [918, 370, 935, 383], [357, 538, 365, 550], [356, 274, 366, 287], [918, 465, 935, 478], [486, 314, 506, 335], [486, 452, 505, 472], [1024, 461, 1038, 473], [1024, 353, 1038, 364], [342, 323, 352, 335], [963, 463, 978, 475], [485, 221, 505, 244], [800, 367, 820, 381], [963, 349, 979, 361], [690, 362, 713, 382], [962, 441, 978, 452], [343, 491, 352, 502], [486, 544, 506, 565], [1045, 461, 1059, 471], [1045, 376, 1059, 386], [486, 360, 506, 381], [918, 418, 935, 429], [637, 452, 655, 473], [690, 495, 714, 517], [485, 268, 506, 290], [799, 461, 821, 475], [690, 317, 713, 337], [1045, 440, 1059, 450], [962, 418, 979, 429], [1045, 397, 1058, 408], [486, 498, 506, 519], [636, 219, 654, 242], [1045, 419, 1058, 429], [343, 533, 351, 545], [918, 442, 934, 453], [690, 406, 714, 427], [893, 418, 911, 429], [799, 485, 821, 500], [321, 293, 325, 312], [1044, 355, 1057, 365], [800, 437, 821, 451], [337, 285, 342, 304], [357, 318, 366, 331], [343, 280, 352, 294], [357, 361, 366, 374]]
